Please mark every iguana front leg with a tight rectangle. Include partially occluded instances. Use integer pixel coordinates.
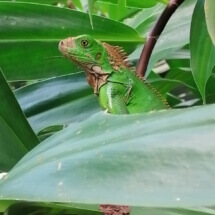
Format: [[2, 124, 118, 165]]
[[124, 78, 133, 105], [99, 82, 129, 114]]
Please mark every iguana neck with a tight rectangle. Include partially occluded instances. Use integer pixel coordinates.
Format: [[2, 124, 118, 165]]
[[85, 72, 109, 95], [84, 42, 133, 95]]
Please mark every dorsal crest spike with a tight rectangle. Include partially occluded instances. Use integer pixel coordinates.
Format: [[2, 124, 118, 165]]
[[102, 42, 134, 71], [144, 82, 170, 108]]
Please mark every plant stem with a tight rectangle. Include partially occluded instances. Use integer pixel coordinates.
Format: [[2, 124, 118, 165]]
[[136, 0, 186, 78]]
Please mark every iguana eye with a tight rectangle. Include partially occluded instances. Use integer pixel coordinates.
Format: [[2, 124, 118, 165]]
[[81, 39, 89, 47]]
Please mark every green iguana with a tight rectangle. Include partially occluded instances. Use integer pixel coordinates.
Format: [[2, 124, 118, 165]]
[[58, 35, 169, 114]]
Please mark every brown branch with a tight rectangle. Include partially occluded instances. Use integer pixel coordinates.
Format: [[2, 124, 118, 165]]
[[136, 0, 186, 78]]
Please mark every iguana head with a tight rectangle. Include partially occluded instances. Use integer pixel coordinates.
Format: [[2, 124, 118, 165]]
[[59, 35, 131, 94], [59, 34, 111, 74]]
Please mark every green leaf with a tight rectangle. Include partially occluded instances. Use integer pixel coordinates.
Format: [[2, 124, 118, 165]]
[[130, 207, 215, 215], [126, 0, 157, 8], [2, 201, 215, 215], [205, 0, 215, 46], [0, 0, 63, 4], [149, 69, 197, 96], [205, 72, 215, 104], [190, 0, 215, 104], [124, 3, 165, 37], [97, 0, 164, 8], [15, 73, 100, 133], [72, 0, 83, 10], [1, 0, 83, 9], [4, 202, 101, 215], [0, 200, 15, 213], [0, 2, 142, 80], [0, 69, 39, 172], [129, 0, 196, 76], [96, 0, 119, 4], [95, 0, 140, 22], [1, 104, 215, 206], [88, 0, 95, 29]]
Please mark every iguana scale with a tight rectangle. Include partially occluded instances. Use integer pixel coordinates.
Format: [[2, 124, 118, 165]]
[[59, 35, 169, 114]]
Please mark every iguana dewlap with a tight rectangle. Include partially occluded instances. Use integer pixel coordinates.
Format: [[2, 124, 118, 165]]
[[59, 35, 169, 114]]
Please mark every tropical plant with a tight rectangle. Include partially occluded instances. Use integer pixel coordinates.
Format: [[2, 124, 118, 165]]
[[0, 0, 215, 214]]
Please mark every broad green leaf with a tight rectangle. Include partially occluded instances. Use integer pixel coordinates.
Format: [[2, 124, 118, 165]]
[[147, 67, 200, 107], [72, 0, 83, 10], [1, 202, 215, 215], [0, 199, 102, 214], [166, 48, 190, 60], [1, 105, 215, 206], [97, 0, 168, 8], [190, 0, 215, 104], [124, 3, 165, 37], [126, 0, 157, 8], [205, 72, 215, 104], [0, 69, 39, 172], [0, 2, 142, 80], [149, 69, 197, 96], [94, 0, 140, 21], [158, 0, 168, 4], [0, 0, 63, 4], [97, 0, 118, 4], [15, 73, 100, 133], [3, 202, 101, 215], [129, 0, 196, 76], [131, 207, 215, 215], [205, 0, 215, 46], [1, 0, 83, 9], [167, 55, 191, 69], [167, 58, 190, 69], [0, 200, 14, 213]]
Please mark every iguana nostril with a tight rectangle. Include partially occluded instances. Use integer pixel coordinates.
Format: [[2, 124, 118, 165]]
[[60, 41, 64, 46]]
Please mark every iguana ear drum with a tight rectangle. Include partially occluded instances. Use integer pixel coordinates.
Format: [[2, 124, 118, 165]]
[[95, 53, 102, 60]]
